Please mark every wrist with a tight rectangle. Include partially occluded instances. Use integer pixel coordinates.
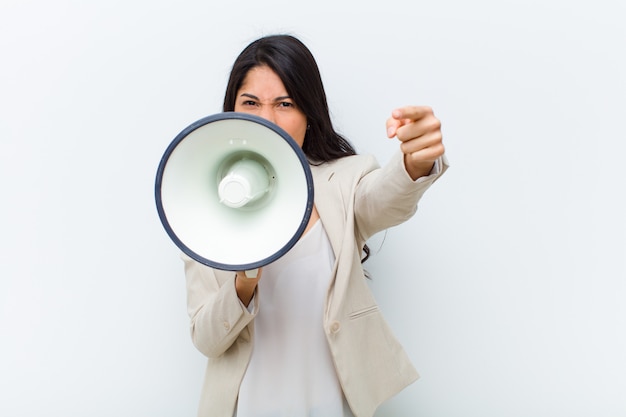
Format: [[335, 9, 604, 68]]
[[235, 273, 257, 307], [404, 155, 435, 181]]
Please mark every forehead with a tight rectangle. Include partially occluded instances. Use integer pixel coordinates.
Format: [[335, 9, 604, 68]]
[[239, 65, 287, 93]]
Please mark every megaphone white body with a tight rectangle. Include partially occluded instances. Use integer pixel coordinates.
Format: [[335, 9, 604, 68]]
[[155, 112, 314, 272]]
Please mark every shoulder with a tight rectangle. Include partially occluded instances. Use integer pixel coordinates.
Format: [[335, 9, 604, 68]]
[[311, 154, 380, 179]]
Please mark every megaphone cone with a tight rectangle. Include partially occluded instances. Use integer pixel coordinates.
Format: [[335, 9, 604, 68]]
[[155, 112, 314, 271]]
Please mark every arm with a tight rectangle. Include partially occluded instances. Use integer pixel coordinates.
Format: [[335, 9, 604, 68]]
[[183, 254, 258, 358], [354, 151, 447, 241], [353, 105, 448, 240]]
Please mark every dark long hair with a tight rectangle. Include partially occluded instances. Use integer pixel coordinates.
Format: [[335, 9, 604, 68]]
[[223, 34, 370, 263], [223, 34, 357, 163]]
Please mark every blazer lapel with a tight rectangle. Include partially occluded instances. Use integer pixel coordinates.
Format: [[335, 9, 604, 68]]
[[311, 163, 344, 259]]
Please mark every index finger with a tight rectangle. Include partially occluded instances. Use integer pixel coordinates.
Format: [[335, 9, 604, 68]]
[[392, 105, 434, 122]]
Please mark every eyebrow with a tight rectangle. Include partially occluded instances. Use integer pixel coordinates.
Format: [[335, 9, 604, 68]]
[[239, 93, 292, 102]]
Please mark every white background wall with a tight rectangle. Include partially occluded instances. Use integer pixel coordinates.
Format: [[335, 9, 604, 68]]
[[1, 0, 624, 416]]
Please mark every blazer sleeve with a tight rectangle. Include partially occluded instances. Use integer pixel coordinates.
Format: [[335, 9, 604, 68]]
[[182, 254, 258, 358], [354, 151, 448, 241]]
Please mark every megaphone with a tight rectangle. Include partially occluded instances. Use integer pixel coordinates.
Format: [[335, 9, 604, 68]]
[[155, 112, 314, 275]]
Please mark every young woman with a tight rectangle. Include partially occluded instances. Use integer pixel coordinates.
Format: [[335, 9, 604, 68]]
[[183, 34, 447, 417]]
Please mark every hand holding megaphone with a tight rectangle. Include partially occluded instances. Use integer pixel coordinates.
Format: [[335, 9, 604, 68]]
[[235, 268, 263, 307]]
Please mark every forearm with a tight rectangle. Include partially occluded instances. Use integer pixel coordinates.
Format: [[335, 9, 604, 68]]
[[355, 152, 447, 239], [183, 255, 257, 358]]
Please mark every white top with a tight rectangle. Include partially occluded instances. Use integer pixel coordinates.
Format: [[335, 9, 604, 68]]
[[236, 220, 354, 417]]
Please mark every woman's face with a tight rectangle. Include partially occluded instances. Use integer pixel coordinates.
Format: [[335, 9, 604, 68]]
[[234, 65, 307, 148]]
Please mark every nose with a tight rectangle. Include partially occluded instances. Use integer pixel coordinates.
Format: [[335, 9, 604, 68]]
[[258, 107, 276, 124]]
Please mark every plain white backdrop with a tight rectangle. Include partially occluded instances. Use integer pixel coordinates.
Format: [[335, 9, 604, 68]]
[[1, 0, 625, 416]]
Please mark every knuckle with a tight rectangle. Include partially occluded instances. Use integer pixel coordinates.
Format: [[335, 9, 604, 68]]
[[428, 117, 441, 131]]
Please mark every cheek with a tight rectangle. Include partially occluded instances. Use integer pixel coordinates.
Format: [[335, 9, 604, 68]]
[[291, 124, 307, 147], [280, 118, 307, 147]]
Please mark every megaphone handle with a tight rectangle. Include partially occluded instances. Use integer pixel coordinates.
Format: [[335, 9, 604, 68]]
[[244, 269, 259, 279]]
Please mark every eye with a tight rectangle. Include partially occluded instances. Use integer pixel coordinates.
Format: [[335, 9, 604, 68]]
[[241, 100, 257, 107], [278, 101, 294, 108]]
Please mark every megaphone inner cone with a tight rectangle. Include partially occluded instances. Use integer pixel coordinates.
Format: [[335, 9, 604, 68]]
[[216, 152, 276, 210]]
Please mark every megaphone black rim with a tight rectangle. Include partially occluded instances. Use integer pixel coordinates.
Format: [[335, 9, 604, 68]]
[[155, 112, 314, 271]]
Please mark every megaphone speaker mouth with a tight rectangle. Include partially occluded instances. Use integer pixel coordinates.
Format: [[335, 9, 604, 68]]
[[217, 151, 276, 209], [155, 112, 314, 272]]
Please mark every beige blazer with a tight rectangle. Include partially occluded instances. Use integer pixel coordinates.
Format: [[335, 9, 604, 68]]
[[183, 151, 448, 417]]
